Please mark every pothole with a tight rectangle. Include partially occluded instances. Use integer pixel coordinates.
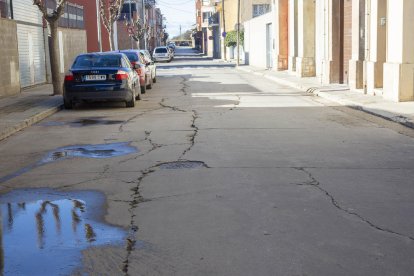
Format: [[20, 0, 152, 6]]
[[0, 188, 126, 275], [158, 161, 207, 169]]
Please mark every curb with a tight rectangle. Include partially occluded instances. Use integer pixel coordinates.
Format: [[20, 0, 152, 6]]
[[237, 66, 414, 129], [0, 103, 63, 142]]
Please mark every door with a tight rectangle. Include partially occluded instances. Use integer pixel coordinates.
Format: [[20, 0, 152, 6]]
[[266, 23, 273, 69]]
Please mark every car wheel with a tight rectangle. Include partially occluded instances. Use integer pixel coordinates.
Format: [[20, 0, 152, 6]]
[[147, 77, 153, 89], [126, 89, 136, 108], [64, 98, 73, 109], [136, 84, 141, 100], [141, 79, 147, 94]]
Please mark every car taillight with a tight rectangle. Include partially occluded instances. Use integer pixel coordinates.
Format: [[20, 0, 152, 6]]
[[64, 72, 74, 82], [115, 70, 128, 80]]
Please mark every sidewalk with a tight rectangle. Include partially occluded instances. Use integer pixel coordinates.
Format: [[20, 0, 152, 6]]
[[238, 65, 414, 129], [0, 84, 63, 141]]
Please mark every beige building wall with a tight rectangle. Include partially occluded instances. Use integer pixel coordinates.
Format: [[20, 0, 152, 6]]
[[0, 18, 20, 97], [383, 0, 414, 102]]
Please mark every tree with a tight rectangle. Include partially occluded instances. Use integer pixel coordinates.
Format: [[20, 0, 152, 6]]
[[99, 0, 124, 51], [33, 0, 67, 95], [124, 16, 148, 43]]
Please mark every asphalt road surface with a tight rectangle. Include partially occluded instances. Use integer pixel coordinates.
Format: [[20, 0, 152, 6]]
[[1, 47, 414, 275]]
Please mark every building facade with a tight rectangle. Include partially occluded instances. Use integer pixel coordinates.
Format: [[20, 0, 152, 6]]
[[244, 0, 414, 102]]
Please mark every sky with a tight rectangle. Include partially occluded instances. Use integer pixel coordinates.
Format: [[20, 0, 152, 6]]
[[156, 0, 196, 38]]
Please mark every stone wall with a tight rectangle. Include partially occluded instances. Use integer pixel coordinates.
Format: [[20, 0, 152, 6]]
[[0, 18, 20, 97], [58, 28, 87, 74]]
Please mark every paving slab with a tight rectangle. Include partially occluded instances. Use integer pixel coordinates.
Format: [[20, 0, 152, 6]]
[[0, 84, 63, 141]]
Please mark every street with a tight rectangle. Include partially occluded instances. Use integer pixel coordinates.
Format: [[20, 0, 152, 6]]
[[1, 47, 414, 275]]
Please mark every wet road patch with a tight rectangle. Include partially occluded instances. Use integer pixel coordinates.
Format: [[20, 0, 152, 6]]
[[0, 142, 138, 184], [158, 161, 207, 169], [37, 118, 125, 127], [41, 142, 138, 163], [0, 188, 126, 275]]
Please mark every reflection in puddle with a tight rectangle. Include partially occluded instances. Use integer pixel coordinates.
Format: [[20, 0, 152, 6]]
[[0, 142, 138, 184], [0, 189, 125, 275]]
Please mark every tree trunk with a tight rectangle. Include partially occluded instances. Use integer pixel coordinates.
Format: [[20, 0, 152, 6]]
[[49, 22, 63, 95]]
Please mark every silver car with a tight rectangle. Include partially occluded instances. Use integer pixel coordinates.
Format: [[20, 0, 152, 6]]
[[152, 47, 172, 62]]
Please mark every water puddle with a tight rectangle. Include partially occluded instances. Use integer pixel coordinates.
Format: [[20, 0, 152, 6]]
[[71, 119, 125, 127], [0, 142, 138, 184], [159, 161, 207, 169], [38, 118, 124, 127], [0, 188, 125, 275]]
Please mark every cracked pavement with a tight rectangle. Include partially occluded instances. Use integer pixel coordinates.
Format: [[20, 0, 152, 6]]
[[1, 48, 414, 275]]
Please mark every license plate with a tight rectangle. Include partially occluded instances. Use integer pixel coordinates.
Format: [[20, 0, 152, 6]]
[[85, 75, 106, 81]]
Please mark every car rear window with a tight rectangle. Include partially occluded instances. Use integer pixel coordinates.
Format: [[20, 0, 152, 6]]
[[124, 53, 139, 62], [73, 55, 122, 68], [155, 48, 167, 53]]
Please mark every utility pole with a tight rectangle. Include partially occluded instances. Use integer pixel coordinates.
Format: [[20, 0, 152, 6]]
[[236, 0, 240, 66], [222, 0, 226, 60]]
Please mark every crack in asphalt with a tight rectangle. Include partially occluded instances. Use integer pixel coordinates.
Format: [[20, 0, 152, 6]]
[[179, 110, 199, 160], [120, 75, 209, 275], [121, 171, 153, 275], [179, 75, 189, 96], [294, 167, 414, 241], [159, 98, 187, 113]]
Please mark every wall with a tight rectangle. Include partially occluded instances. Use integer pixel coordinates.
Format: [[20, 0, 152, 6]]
[[57, 28, 87, 74], [244, 12, 273, 68], [0, 18, 20, 97]]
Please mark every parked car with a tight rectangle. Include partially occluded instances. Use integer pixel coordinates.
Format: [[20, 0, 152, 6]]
[[139, 49, 157, 84], [119, 50, 152, 94], [153, 47, 172, 62], [179, 41, 190, 47], [63, 53, 141, 109]]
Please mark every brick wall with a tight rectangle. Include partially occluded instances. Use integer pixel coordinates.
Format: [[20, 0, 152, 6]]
[[0, 18, 20, 97], [343, 0, 352, 84]]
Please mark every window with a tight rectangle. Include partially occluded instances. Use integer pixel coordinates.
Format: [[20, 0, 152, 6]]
[[252, 4, 271, 18], [202, 12, 211, 23]]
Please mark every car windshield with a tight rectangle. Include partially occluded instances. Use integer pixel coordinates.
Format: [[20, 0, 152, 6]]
[[73, 55, 122, 68], [155, 48, 167, 53]]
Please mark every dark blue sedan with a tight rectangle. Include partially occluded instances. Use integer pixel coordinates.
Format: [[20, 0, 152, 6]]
[[63, 53, 141, 109]]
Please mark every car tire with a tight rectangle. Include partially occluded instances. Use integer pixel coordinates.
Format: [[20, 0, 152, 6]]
[[126, 89, 136, 108], [136, 84, 141, 101], [64, 98, 73, 109], [147, 77, 153, 89], [141, 80, 147, 94]]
